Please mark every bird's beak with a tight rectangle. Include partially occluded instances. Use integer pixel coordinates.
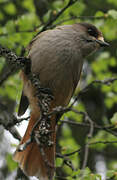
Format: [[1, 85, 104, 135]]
[[95, 36, 109, 47]]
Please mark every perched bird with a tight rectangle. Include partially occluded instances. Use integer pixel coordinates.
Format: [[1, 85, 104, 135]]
[[13, 23, 109, 180]]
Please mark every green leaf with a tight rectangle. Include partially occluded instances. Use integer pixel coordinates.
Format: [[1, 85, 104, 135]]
[[5, 20, 16, 34], [6, 153, 18, 171], [108, 9, 117, 19], [71, 169, 80, 176], [56, 157, 63, 167], [107, 170, 116, 178], [110, 112, 117, 125], [4, 3, 16, 15], [95, 11, 104, 17]]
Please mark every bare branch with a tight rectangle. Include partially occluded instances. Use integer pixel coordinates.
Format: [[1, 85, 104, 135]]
[[0, 45, 30, 71], [7, 127, 21, 141]]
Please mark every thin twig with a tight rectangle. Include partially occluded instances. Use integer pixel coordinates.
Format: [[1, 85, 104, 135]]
[[56, 140, 117, 159], [60, 118, 114, 130], [51, 15, 106, 28], [81, 113, 94, 169], [35, 0, 78, 35], [7, 127, 21, 141]]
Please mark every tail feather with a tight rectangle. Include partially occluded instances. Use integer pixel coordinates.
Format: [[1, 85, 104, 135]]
[[13, 113, 56, 180]]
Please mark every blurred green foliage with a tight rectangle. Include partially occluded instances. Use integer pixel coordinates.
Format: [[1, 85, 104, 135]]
[[0, 0, 117, 179], [6, 153, 18, 172]]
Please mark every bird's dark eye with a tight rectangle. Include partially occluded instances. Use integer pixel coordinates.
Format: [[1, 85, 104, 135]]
[[87, 28, 98, 38]]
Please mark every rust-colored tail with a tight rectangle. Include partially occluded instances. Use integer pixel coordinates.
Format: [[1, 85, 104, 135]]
[[13, 113, 56, 180]]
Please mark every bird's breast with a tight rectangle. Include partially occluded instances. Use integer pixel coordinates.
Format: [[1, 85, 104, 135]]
[[28, 29, 83, 106]]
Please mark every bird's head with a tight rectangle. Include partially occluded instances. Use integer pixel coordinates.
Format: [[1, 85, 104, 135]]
[[74, 23, 109, 57]]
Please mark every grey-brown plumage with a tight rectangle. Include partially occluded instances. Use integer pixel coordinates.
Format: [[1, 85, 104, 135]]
[[13, 23, 108, 180]]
